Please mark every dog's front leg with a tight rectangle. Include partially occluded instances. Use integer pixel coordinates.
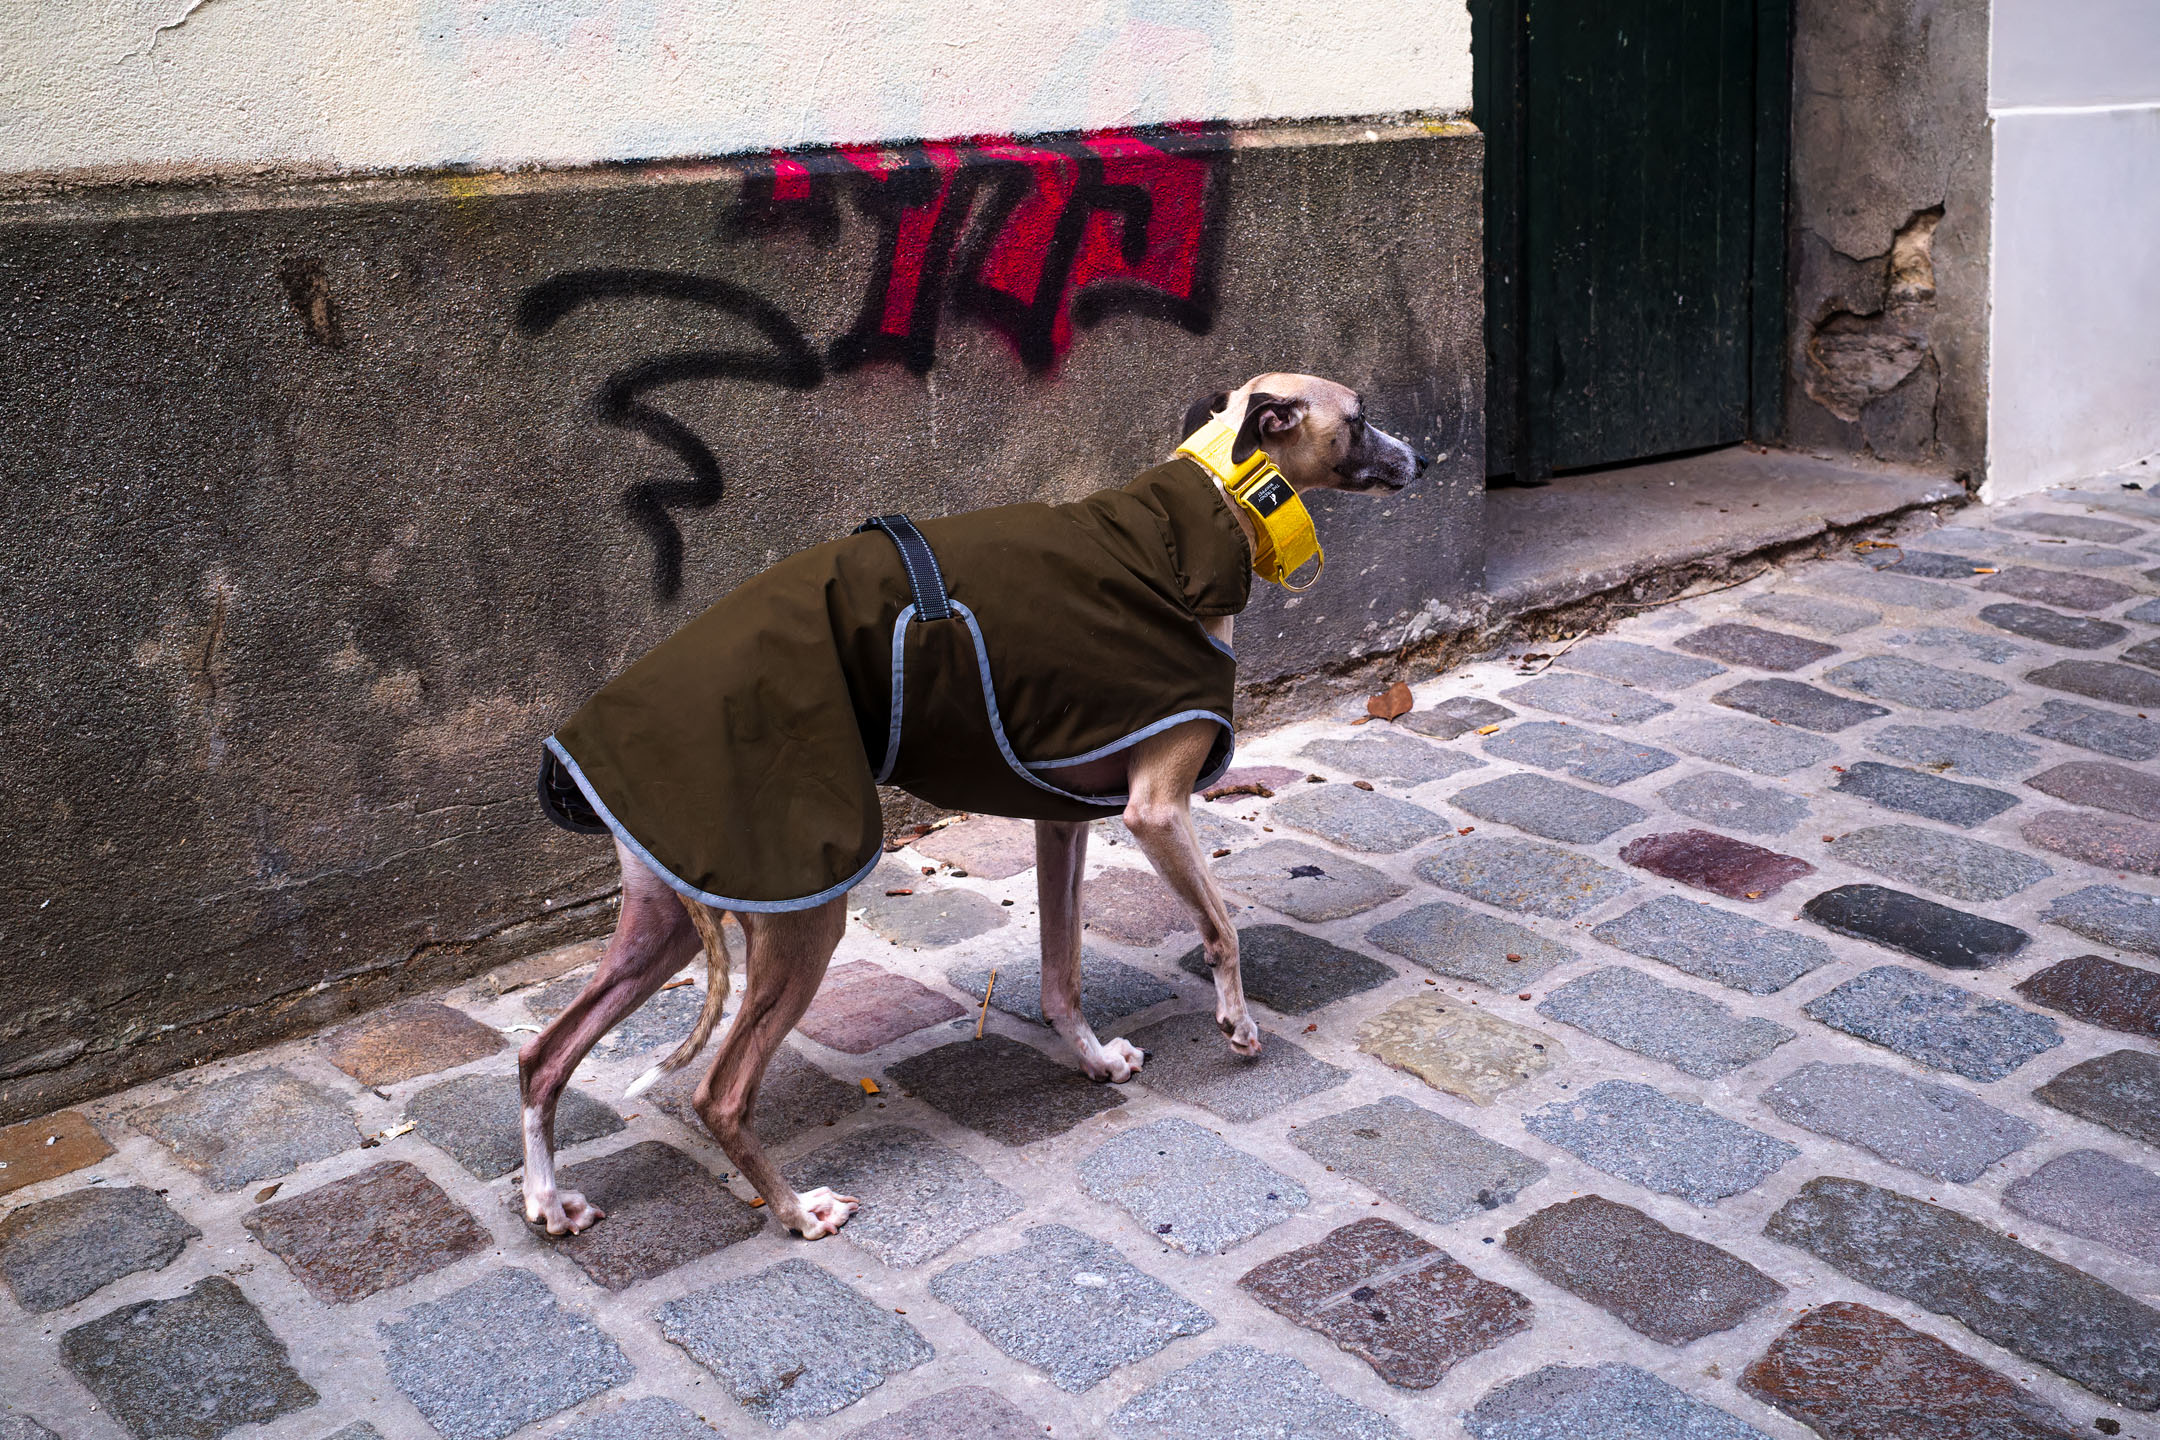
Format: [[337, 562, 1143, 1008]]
[[1036, 819, 1143, 1081], [1122, 719, 1259, 1056]]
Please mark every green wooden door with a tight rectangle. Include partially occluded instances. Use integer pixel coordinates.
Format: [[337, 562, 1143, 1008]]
[[1476, 0, 1789, 479]]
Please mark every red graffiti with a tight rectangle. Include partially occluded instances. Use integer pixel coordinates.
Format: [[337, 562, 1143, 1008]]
[[736, 125, 1228, 374]]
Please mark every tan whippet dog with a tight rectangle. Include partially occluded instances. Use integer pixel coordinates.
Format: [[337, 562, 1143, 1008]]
[[519, 373, 1426, 1238]]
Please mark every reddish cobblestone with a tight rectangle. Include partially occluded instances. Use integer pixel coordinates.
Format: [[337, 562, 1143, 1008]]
[[1504, 1195, 1783, 1344], [243, 1160, 488, 1304], [2015, 954, 2160, 1037], [1084, 867, 1194, 945], [796, 961, 965, 1054], [320, 1000, 506, 1086], [0, 1111, 111, 1198], [1618, 829, 1815, 901], [2022, 811, 2160, 876]]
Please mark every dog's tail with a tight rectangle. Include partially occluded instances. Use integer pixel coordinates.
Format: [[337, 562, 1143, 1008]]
[[625, 897, 735, 1099]]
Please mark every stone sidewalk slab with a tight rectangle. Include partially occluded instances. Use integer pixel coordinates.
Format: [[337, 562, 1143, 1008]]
[[1290, 1095, 1547, 1224], [1213, 839, 1407, 922], [1655, 771, 1809, 836], [1501, 671, 1674, 724], [1111, 1345, 1406, 1440], [0, 1110, 112, 1198], [1759, 1061, 2036, 1182], [1740, 1301, 2082, 1440], [1826, 825, 2053, 902], [1523, 1081, 1796, 1205], [131, 1067, 362, 1192], [1739, 593, 1880, 634], [1801, 883, 2033, 968], [1239, 1218, 1531, 1389], [1823, 655, 2011, 711], [649, 1043, 862, 1147], [2022, 810, 2160, 875], [2028, 659, 2160, 709], [1482, 720, 1678, 784], [1, 1185, 197, 1313], [844, 1388, 1041, 1440], [1536, 966, 1793, 1078], [853, 874, 1009, 948], [913, 815, 1037, 880], [2027, 759, 2160, 821], [1675, 623, 1839, 672], [381, 1269, 631, 1439], [1451, 771, 1648, 843], [320, 999, 507, 1086], [1401, 694, 1515, 738], [61, 1275, 318, 1440], [2034, 1049, 2160, 1147], [1269, 784, 1451, 852], [1175, 924, 1395, 1014], [1713, 677, 1890, 732], [1590, 894, 1835, 994], [1805, 966, 2063, 1081], [406, 1072, 622, 1179], [1834, 760, 2020, 826], [1126, 1011, 1348, 1122], [929, 1224, 1212, 1393], [1417, 837, 1637, 918], [1619, 829, 1814, 901], [1881, 625, 2025, 664], [1504, 1195, 1784, 1344], [558, 1398, 719, 1440], [797, 961, 966, 1054], [1365, 899, 1577, 989], [951, 950, 1175, 1031], [2015, 954, 2160, 1037], [1866, 722, 2040, 780], [1980, 566, 2139, 610], [243, 1159, 486, 1303], [1084, 866, 1194, 945], [788, 1125, 1022, 1268], [886, 1035, 1123, 1145], [658, 1258, 931, 1427], [1079, 1116, 1306, 1255], [1765, 1176, 2160, 1409], [2003, 1148, 2160, 1267], [1980, 602, 2129, 649], [1464, 1362, 1771, 1440], [1668, 715, 1837, 775], [550, 1141, 764, 1289], [2043, 884, 2160, 957], [1559, 638, 1728, 689], [1358, 995, 1561, 1105], [2026, 699, 2160, 760], [1301, 730, 1482, 785]]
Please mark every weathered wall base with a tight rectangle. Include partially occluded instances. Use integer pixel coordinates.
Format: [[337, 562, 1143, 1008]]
[[0, 119, 1484, 1121]]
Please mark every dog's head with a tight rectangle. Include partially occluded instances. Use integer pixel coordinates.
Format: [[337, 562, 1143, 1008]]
[[1179, 373, 1427, 494]]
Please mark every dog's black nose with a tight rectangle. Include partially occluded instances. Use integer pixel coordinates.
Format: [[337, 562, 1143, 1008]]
[[1414, 451, 1432, 475]]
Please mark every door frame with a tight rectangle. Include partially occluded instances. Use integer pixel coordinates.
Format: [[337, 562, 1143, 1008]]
[[1475, 0, 1792, 481]]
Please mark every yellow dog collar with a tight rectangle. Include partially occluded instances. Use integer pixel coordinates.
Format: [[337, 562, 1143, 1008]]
[[1177, 413, 1325, 591]]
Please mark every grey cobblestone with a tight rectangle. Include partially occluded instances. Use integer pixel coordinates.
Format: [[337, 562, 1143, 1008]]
[[1450, 771, 1649, 843], [1465, 1362, 1772, 1440], [1820, 828, 2054, 903], [1810, 567, 1969, 611], [1522, 1080, 1797, 1204], [1269, 784, 1452, 851], [1714, 677, 1892, 731], [1864, 721, 2040, 779], [1416, 836, 1636, 918], [1654, 770, 1811, 835], [1536, 966, 1794, 1077], [1291, 1095, 1548, 1223], [1400, 695, 1515, 738], [131, 1066, 361, 1191], [1880, 625, 2025, 663], [1482, 719, 1679, 784], [0, 1186, 197, 1313], [1590, 894, 1836, 993], [1979, 602, 2130, 649], [2025, 697, 2160, 760], [1824, 655, 2013, 710], [1738, 592, 1880, 634], [1366, 899, 1578, 987], [2034, 1049, 2160, 1147], [1758, 1060, 2036, 1182], [1834, 760, 2021, 826], [1112, 1345, 1406, 1440], [1675, 622, 1840, 672], [62, 1276, 319, 1440], [1558, 638, 1728, 689], [1126, 1011, 1349, 1121], [1301, 730, 1483, 784], [1667, 715, 1838, 775], [950, 949, 1174, 1031], [1213, 839, 1407, 921], [1500, 671, 1674, 724], [1176, 923, 1396, 1013], [381, 1268, 630, 1440], [787, 1125, 1022, 1267], [1804, 965, 2063, 1081], [2044, 883, 2160, 956], [1079, 1116, 1306, 1255], [2003, 1147, 2160, 1266]]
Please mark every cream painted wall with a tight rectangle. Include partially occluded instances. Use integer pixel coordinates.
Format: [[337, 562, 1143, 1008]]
[[0, 0, 1471, 180], [1985, 0, 2160, 499]]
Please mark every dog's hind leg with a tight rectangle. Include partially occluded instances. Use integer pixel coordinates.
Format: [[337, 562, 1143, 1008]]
[[1121, 718, 1259, 1055], [692, 896, 858, 1238], [625, 898, 734, 1099], [1036, 819, 1143, 1081], [519, 838, 699, 1234]]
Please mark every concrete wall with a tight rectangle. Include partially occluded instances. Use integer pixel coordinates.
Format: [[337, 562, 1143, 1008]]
[[1984, 0, 2160, 499], [1, 0, 1471, 181], [0, 120, 1486, 1120], [1783, 0, 1992, 478]]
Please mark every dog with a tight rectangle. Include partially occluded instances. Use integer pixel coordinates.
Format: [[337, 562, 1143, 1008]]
[[519, 372, 1425, 1237]]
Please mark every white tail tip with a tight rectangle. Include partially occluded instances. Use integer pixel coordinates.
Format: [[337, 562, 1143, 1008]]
[[624, 1064, 667, 1099]]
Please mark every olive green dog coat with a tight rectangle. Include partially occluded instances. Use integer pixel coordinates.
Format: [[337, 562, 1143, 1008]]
[[542, 458, 1249, 911]]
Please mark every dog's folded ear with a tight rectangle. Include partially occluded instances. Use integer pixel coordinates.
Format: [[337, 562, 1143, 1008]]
[[1232, 392, 1307, 464], [1180, 391, 1230, 443]]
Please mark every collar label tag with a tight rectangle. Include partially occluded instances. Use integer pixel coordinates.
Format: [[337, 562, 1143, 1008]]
[[1176, 415, 1325, 591]]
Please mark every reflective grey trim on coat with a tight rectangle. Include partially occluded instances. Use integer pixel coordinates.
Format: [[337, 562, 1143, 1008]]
[[873, 602, 916, 784], [541, 735, 880, 912]]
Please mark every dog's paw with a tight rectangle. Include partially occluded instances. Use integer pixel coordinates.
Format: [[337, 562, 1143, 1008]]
[[527, 1187, 606, 1236], [787, 1187, 860, 1240], [1220, 1014, 1263, 1057], [1084, 1037, 1145, 1083]]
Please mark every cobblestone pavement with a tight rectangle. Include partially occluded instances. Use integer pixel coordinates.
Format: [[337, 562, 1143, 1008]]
[[7, 475, 2160, 1440]]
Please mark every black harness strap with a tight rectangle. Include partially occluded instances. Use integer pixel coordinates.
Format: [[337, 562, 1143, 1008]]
[[854, 514, 953, 620]]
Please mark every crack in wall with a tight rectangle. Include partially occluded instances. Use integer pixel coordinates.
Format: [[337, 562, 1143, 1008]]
[[1801, 206, 1946, 455]]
